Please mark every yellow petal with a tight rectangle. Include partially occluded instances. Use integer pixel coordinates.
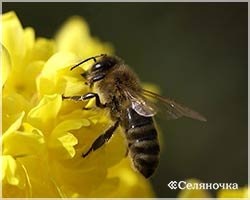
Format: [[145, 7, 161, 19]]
[[1, 11, 26, 67], [22, 60, 44, 96], [31, 37, 55, 61], [23, 27, 35, 56], [55, 16, 90, 57], [49, 119, 89, 160], [1, 155, 26, 188], [3, 111, 25, 138], [217, 187, 249, 198], [3, 93, 31, 133], [54, 118, 90, 130], [3, 183, 27, 197], [16, 156, 64, 197], [3, 123, 45, 157], [55, 16, 114, 58], [1, 155, 18, 185], [88, 177, 119, 197], [63, 76, 88, 97], [1, 44, 12, 86], [41, 52, 78, 77], [107, 158, 155, 198], [49, 157, 108, 197], [3, 60, 44, 99], [27, 94, 61, 131], [56, 132, 78, 159], [37, 52, 79, 96], [104, 127, 127, 167]]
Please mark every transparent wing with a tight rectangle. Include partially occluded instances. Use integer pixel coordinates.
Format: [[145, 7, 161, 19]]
[[124, 90, 157, 117], [142, 89, 207, 122]]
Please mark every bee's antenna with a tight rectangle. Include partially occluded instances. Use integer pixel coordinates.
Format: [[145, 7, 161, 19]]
[[70, 54, 106, 71]]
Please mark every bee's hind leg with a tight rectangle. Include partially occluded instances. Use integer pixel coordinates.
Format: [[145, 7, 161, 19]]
[[82, 120, 119, 158], [62, 92, 106, 108]]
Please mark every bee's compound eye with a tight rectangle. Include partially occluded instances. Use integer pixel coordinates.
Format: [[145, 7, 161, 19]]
[[91, 60, 115, 72], [92, 63, 103, 71]]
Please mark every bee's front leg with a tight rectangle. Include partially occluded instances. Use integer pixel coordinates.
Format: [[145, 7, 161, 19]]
[[62, 92, 106, 108]]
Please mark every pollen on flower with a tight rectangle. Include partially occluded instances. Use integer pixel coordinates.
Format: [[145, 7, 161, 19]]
[[1, 11, 155, 198]]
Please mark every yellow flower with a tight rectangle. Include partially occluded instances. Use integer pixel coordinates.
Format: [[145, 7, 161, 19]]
[[217, 186, 249, 198], [1, 11, 155, 197]]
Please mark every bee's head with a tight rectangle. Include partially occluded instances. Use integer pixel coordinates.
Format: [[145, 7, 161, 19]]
[[90, 55, 118, 73], [71, 54, 120, 87]]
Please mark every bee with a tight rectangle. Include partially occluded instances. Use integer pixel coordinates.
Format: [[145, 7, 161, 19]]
[[63, 54, 206, 178]]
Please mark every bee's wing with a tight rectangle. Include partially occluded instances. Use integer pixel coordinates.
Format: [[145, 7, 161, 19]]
[[125, 90, 157, 117], [142, 89, 207, 122]]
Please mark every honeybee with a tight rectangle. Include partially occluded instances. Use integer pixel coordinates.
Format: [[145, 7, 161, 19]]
[[63, 54, 206, 178]]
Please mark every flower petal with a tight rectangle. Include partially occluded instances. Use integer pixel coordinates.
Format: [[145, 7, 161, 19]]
[[104, 127, 127, 167], [55, 16, 90, 56], [37, 52, 79, 96], [3, 93, 31, 133], [3, 111, 25, 137], [54, 132, 78, 159], [107, 158, 155, 197], [27, 94, 62, 131], [1, 44, 12, 86], [1, 155, 26, 189], [22, 61, 44, 95], [49, 157, 108, 197], [63, 76, 88, 97], [1, 11, 26, 67], [55, 16, 114, 58], [49, 119, 90, 160], [3, 123, 45, 157], [23, 27, 35, 57], [31, 38, 55, 61], [41, 52, 78, 77], [16, 156, 64, 197], [217, 187, 249, 198]]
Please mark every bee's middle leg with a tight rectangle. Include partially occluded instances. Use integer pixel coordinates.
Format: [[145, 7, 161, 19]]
[[62, 92, 106, 108], [82, 120, 120, 158]]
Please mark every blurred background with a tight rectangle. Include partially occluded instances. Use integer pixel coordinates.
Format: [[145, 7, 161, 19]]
[[3, 2, 248, 198]]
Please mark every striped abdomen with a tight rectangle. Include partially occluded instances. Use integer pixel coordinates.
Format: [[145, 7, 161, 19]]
[[125, 108, 160, 178]]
